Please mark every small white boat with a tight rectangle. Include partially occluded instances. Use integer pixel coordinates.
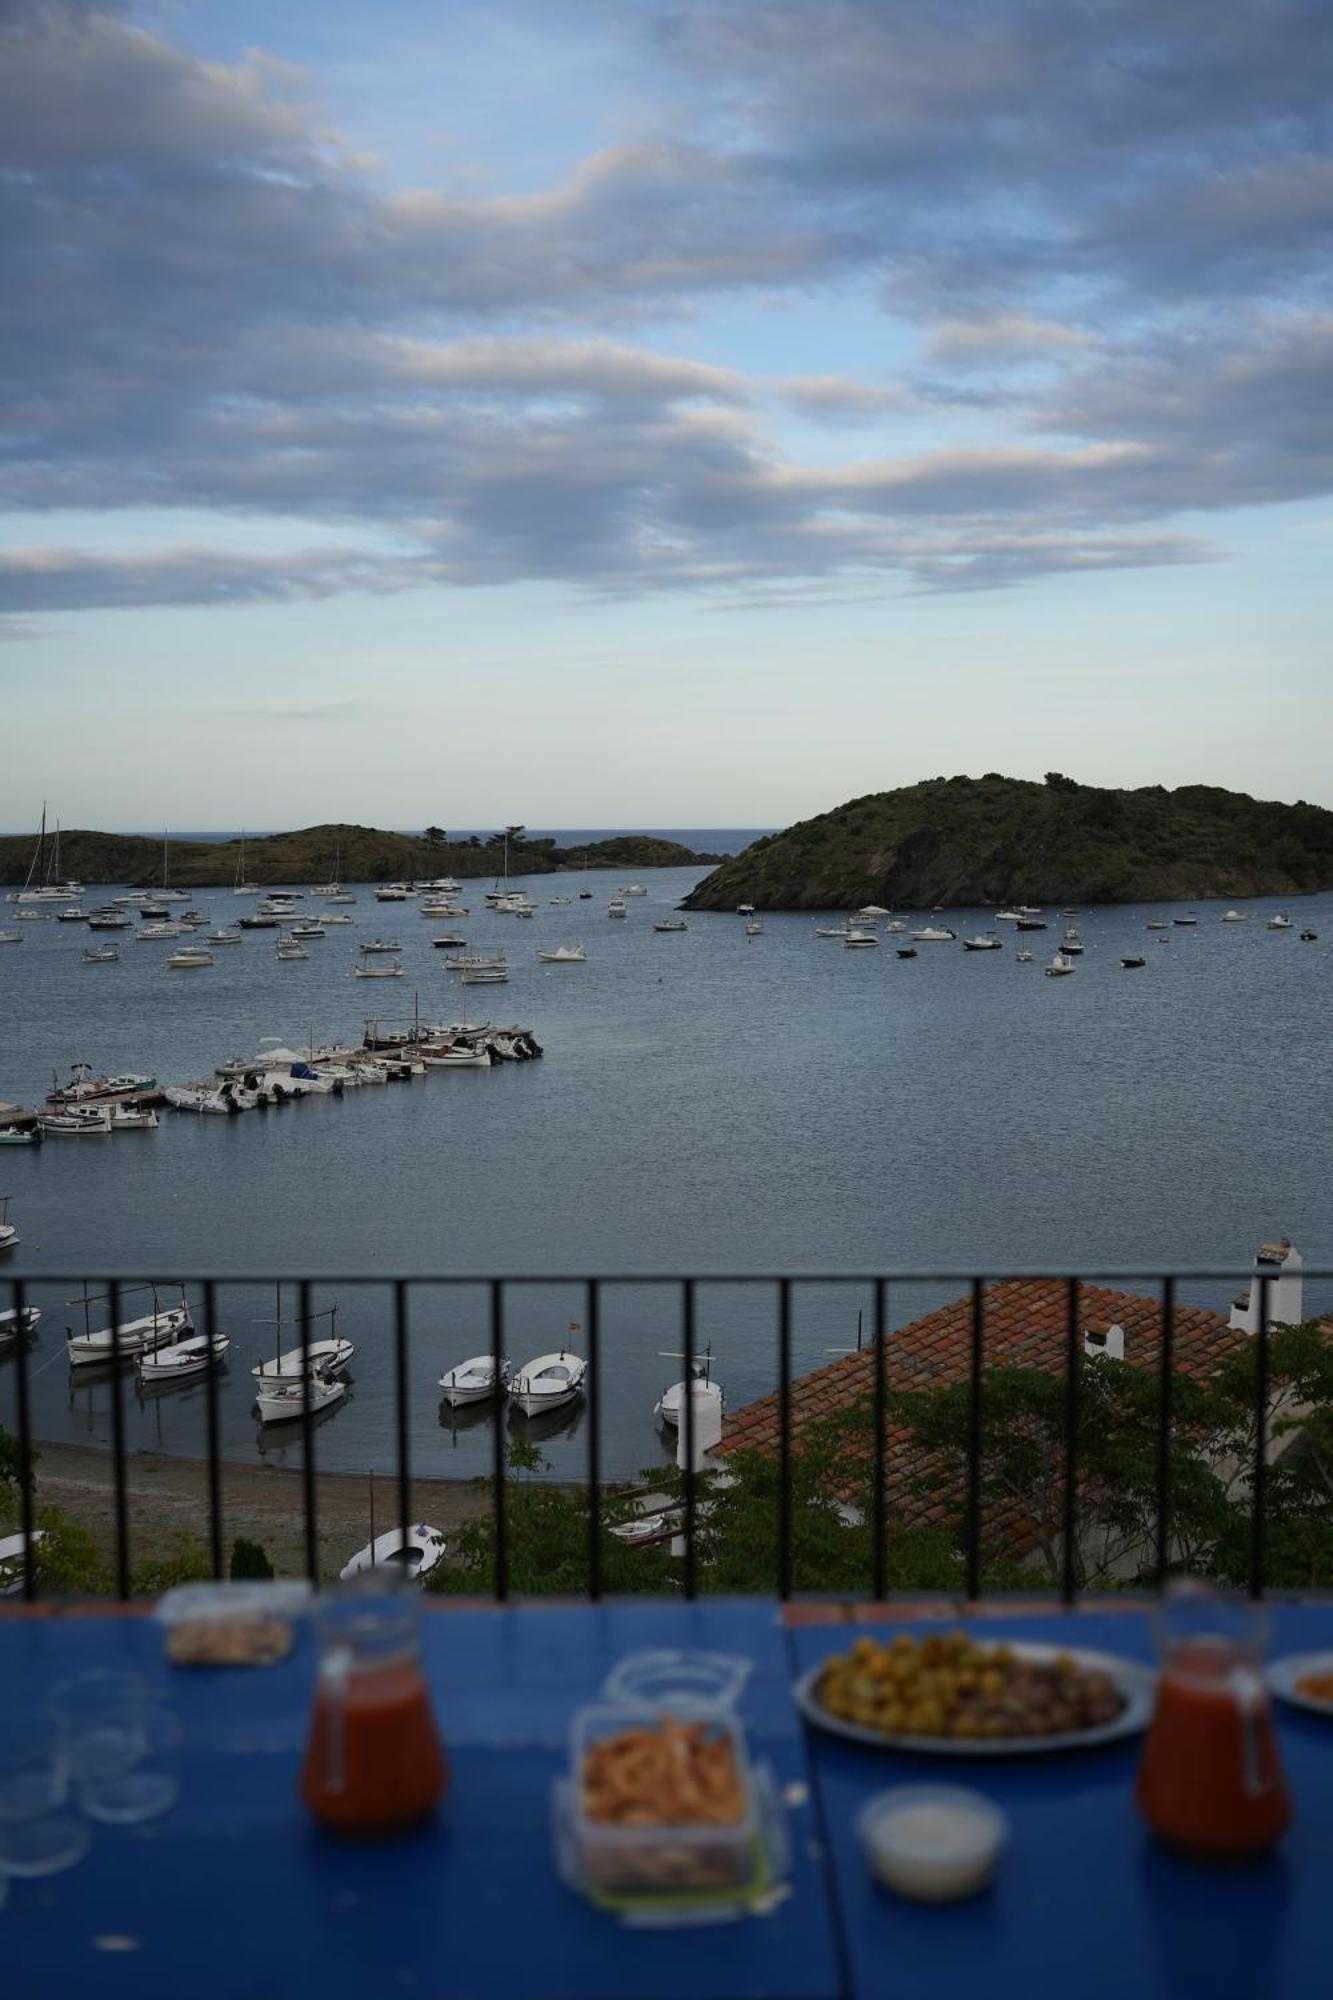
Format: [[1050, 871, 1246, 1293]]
[[275, 940, 309, 961], [621, 884, 647, 897], [166, 946, 214, 968], [439, 1354, 511, 1405], [252, 1333, 356, 1386], [911, 926, 957, 942], [745, 920, 764, 936], [163, 1084, 234, 1114], [736, 903, 755, 915], [137, 1331, 230, 1385], [239, 913, 280, 929], [0, 1127, 40, 1146], [510, 1348, 588, 1417], [360, 938, 403, 953], [291, 923, 325, 939], [56, 906, 87, 923], [352, 961, 404, 978], [607, 899, 627, 918], [1045, 952, 1077, 977], [0, 1196, 17, 1255], [962, 935, 1003, 951], [1059, 929, 1084, 954], [537, 944, 586, 962], [813, 924, 852, 939], [206, 928, 242, 944], [83, 946, 120, 963], [550, 897, 572, 907], [883, 920, 907, 934], [110, 1103, 158, 1130], [138, 922, 188, 941], [1267, 913, 1293, 930], [1015, 949, 1035, 962], [67, 1292, 192, 1366], [994, 909, 1024, 922], [0, 1530, 46, 1595], [654, 1351, 724, 1430], [255, 1372, 347, 1425], [1145, 920, 1170, 930], [40, 1105, 112, 1136], [0, 930, 21, 944], [1220, 910, 1247, 923], [0, 1305, 41, 1346], [420, 1043, 491, 1067], [340, 1524, 448, 1584], [652, 919, 688, 933], [843, 928, 880, 948]]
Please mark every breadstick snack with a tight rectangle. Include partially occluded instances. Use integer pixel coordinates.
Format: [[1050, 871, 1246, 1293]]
[[574, 1709, 756, 1893]]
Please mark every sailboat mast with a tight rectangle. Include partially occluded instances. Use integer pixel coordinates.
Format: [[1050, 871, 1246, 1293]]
[[22, 805, 46, 894]]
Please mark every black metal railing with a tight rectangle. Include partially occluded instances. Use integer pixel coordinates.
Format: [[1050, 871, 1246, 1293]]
[[1, 1265, 1326, 1608]]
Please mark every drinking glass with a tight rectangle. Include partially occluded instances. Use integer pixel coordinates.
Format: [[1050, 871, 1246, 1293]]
[[48, 1670, 147, 1797], [78, 1705, 180, 1825], [0, 1716, 91, 1879]]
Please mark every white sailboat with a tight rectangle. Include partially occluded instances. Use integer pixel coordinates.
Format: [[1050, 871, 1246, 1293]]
[[536, 943, 586, 962], [251, 1288, 355, 1384], [66, 1285, 192, 1366], [0, 1304, 41, 1347], [138, 1330, 230, 1385], [233, 831, 261, 895], [8, 805, 83, 905], [255, 1372, 346, 1425]]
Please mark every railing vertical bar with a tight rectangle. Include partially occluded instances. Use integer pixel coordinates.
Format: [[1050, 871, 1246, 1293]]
[[11, 1278, 36, 1602], [682, 1280, 697, 1601], [778, 1279, 792, 1601], [1155, 1275, 1175, 1589], [586, 1280, 602, 1602], [202, 1280, 223, 1579], [298, 1278, 318, 1584], [1250, 1273, 1270, 1599], [394, 1280, 410, 1570], [966, 1277, 984, 1601], [1061, 1275, 1079, 1605], [872, 1278, 887, 1600], [490, 1280, 507, 1602], [108, 1279, 130, 1601]]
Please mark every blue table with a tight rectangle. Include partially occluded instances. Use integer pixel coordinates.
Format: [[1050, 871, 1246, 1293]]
[[792, 1606, 1333, 2000], [8, 1601, 1333, 1999], [0, 1601, 840, 2000]]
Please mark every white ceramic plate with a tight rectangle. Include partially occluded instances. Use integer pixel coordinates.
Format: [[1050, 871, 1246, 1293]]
[[1267, 1652, 1333, 1717], [794, 1640, 1155, 1757]]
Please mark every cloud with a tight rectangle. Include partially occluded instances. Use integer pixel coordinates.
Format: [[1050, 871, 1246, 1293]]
[[1, 0, 1330, 615]]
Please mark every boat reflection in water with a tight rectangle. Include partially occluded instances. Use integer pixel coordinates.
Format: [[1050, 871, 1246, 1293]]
[[437, 1396, 496, 1442], [506, 1397, 586, 1447], [254, 1386, 353, 1460]]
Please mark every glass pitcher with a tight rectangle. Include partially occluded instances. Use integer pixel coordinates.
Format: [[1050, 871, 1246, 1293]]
[[1136, 1581, 1290, 1859], [300, 1578, 448, 1836]]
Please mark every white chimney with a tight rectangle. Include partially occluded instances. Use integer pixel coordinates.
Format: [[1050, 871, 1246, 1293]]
[[675, 1381, 724, 1473], [1084, 1323, 1125, 1363], [1229, 1240, 1303, 1335]]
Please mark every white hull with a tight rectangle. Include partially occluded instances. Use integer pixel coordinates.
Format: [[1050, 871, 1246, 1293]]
[[138, 1333, 230, 1383], [255, 1376, 346, 1425], [439, 1355, 510, 1405], [0, 1307, 41, 1345], [252, 1337, 355, 1384], [655, 1378, 724, 1429], [510, 1351, 587, 1417], [68, 1305, 193, 1367], [340, 1525, 447, 1584]]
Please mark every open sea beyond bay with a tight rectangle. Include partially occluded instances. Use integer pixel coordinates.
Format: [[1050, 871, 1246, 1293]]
[[2, 858, 1331, 1483]]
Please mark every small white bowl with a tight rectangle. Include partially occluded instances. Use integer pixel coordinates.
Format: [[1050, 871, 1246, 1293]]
[[858, 1785, 1008, 1903]]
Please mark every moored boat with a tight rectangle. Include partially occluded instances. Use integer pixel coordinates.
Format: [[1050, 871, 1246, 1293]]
[[439, 1354, 511, 1406], [510, 1348, 587, 1417]]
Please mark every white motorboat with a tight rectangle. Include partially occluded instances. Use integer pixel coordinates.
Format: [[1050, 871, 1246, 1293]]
[[87, 910, 130, 930], [654, 1350, 724, 1430], [239, 913, 280, 929], [911, 926, 957, 942], [432, 933, 468, 948], [994, 909, 1024, 922], [1045, 952, 1077, 977], [206, 928, 242, 944], [0, 1305, 41, 1346], [0, 1127, 40, 1146], [884, 920, 907, 934], [621, 884, 647, 897], [352, 961, 404, 977], [164, 1083, 234, 1114], [420, 1043, 491, 1067], [962, 935, 1003, 951], [291, 922, 325, 939], [0, 1530, 47, 1596], [40, 1105, 112, 1135], [537, 944, 586, 962], [736, 903, 755, 915], [1059, 929, 1084, 954], [340, 1524, 448, 1585], [444, 950, 506, 971], [652, 919, 688, 932], [110, 1103, 158, 1130], [855, 906, 890, 921], [0, 930, 21, 944], [1220, 910, 1247, 922], [1015, 949, 1035, 962], [138, 1331, 230, 1385], [745, 920, 764, 936], [510, 1348, 588, 1417], [1267, 913, 1293, 930], [439, 1354, 511, 1406], [56, 906, 87, 923], [842, 928, 880, 948], [83, 946, 120, 964], [550, 897, 572, 907], [360, 938, 403, 953], [67, 1288, 192, 1366], [375, 883, 413, 902], [275, 940, 309, 961], [607, 899, 627, 918], [138, 922, 188, 941], [166, 946, 214, 968], [462, 965, 509, 985], [813, 924, 852, 939], [320, 911, 355, 924], [0, 1196, 17, 1255], [255, 1372, 347, 1425]]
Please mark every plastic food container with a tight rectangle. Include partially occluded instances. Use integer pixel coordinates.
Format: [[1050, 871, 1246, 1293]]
[[858, 1785, 1008, 1903], [155, 1582, 312, 1666], [565, 1650, 763, 1899]]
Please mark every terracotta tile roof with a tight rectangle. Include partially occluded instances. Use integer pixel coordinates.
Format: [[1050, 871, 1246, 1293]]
[[717, 1279, 1248, 1540]]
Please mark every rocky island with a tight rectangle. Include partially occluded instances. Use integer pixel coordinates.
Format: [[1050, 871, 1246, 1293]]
[[684, 774, 1333, 911], [0, 822, 724, 888]]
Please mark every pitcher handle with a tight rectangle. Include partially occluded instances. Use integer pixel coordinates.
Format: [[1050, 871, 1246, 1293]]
[[322, 1644, 352, 1795], [1233, 1665, 1268, 1797]]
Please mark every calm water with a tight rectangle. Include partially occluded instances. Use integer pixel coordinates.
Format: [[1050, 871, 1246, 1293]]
[[2, 872, 1331, 1481]]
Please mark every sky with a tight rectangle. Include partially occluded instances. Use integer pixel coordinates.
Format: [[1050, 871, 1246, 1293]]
[[1, 0, 1330, 830]]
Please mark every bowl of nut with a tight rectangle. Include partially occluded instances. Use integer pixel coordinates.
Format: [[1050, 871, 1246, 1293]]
[[796, 1630, 1153, 1756]]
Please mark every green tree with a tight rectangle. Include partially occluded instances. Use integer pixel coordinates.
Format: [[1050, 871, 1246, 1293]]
[[229, 1536, 275, 1580]]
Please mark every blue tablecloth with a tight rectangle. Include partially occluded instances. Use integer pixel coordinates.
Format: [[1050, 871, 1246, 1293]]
[[7, 1600, 1333, 1999]]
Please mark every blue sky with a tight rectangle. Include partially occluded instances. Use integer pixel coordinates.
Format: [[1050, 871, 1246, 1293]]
[[2, 0, 1330, 829]]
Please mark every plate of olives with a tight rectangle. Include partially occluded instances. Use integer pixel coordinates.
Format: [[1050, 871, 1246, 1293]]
[[796, 1630, 1154, 1756]]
